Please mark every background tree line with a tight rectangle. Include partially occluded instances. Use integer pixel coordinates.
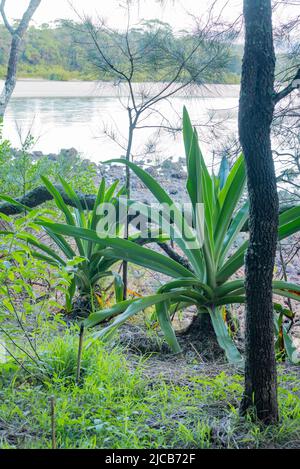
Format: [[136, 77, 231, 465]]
[[0, 19, 242, 82]]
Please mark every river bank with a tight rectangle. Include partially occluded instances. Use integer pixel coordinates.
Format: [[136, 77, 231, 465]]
[[28, 146, 189, 203], [0, 79, 241, 99]]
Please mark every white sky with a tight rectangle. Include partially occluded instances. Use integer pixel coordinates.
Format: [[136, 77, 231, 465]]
[[1, 0, 242, 30], [1, 0, 299, 31]]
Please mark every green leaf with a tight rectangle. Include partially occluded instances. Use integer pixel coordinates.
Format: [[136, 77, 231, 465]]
[[93, 291, 184, 342], [59, 176, 84, 216], [156, 301, 181, 353], [218, 155, 230, 190], [17, 232, 66, 266], [90, 178, 106, 231], [40, 176, 85, 257], [114, 273, 124, 303], [34, 222, 194, 280], [66, 277, 76, 313], [158, 278, 213, 299], [279, 206, 300, 240], [217, 240, 248, 284], [85, 298, 138, 328], [0, 194, 30, 212], [214, 279, 245, 297], [214, 155, 246, 262], [219, 202, 249, 267], [209, 307, 243, 364], [104, 180, 119, 203], [105, 159, 205, 278], [282, 327, 300, 364]]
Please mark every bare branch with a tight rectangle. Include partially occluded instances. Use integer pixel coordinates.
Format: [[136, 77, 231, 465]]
[[274, 67, 300, 104], [0, 0, 14, 34], [16, 0, 42, 36]]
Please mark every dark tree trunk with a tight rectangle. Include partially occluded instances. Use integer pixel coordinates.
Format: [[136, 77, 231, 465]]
[[239, 0, 279, 423]]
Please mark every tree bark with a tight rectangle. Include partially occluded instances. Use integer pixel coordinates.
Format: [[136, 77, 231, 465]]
[[0, 0, 41, 119], [239, 0, 279, 423]]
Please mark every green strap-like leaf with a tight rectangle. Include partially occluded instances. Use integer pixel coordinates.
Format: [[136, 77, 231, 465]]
[[208, 307, 243, 364], [158, 278, 213, 299], [85, 298, 139, 328], [219, 202, 249, 267], [216, 240, 248, 284], [214, 155, 246, 262], [156, 301, 181, 353], [218, 155, 230, 190], [282, 327, 300, 364], [35, 222, 194, 280], [91, 291, 184, 342], [17, 232, 66, 266], [214, 279, 245, 298], [41, 176, 85, 257], [89, 178, 106, 231], [105, 159, 205, 278], [113, 273, 124, 303]]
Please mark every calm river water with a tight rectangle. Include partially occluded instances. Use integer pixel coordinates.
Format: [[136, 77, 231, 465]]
[[1, 80, 239, 163]]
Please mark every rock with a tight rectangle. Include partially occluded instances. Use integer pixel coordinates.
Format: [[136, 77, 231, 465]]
[[82, 158, 96, 168], [47, 153, 57, 161], [32, 151, 43, 159], [161, 158, 175, 170], [60, 148, 79, 159], [171, 170, 186, 179], [145, 167, 158, 177]]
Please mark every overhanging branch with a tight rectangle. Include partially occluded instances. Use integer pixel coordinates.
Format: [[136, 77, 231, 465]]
[[274, 68, 300, 104], [0, 185, 96, 215], [0, 184, 296, 228]]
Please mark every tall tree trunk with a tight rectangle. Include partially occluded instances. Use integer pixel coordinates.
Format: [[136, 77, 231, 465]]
[[0, 0, 41, 120], [239, 0, 279, 423]]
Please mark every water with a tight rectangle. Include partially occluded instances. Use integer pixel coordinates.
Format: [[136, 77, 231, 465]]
[[2, 80, 239, 163]]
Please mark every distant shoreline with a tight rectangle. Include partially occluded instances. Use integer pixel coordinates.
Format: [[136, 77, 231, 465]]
[[0, 79, 241, 99]]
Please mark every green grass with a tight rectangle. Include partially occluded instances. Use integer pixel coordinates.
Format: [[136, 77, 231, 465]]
[[0, 329, 299, 449]]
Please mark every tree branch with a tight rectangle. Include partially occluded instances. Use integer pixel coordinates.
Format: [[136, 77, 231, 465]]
[[16, 0, 41, 36], [0, 184, 297, 228], [0, 185, 96, 215], [273, 67, 300, 104], [0, 0, 14, 34], [0, 0, 41, 118], [158, 242, 193, 272]]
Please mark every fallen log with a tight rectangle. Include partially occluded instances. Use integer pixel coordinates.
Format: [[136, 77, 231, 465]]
[[0, 185, 297, 233]]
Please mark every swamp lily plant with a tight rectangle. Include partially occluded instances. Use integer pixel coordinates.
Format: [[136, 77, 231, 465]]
[[18, 109, 300, 363], [0, 177, 127, 312]]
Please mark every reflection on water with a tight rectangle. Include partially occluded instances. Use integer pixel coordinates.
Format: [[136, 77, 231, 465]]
[[3, 91, 238, 163]]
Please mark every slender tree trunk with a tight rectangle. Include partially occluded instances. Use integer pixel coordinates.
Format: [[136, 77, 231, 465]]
[[0, 32, 20, 119], [0, 0, 41, 120], [122, 110, 134, 299], [239, 0, 279, 423]]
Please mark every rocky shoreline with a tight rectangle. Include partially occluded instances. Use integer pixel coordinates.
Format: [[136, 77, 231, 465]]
[[28, 147, 190, 203]]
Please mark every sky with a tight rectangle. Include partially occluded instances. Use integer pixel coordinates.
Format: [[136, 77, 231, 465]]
[[1, 0, 243, 30], [1, 0, 299, 31]]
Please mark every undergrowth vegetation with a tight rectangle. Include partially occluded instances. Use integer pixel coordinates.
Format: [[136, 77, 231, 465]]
[[0, 109, 300, 449], [0, 329, 300, 449]]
